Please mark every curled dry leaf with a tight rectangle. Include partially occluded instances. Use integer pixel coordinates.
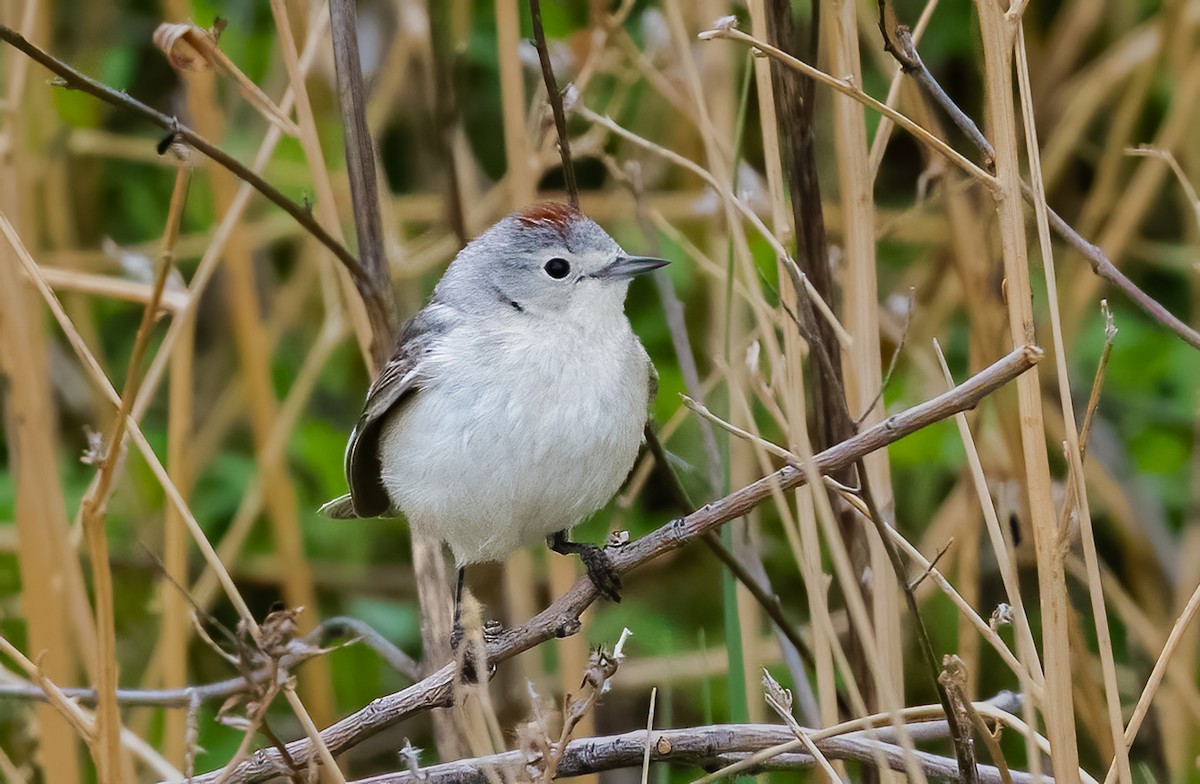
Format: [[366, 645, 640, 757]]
[[152, 20, 299, 136], [153, 22, 216, 73]]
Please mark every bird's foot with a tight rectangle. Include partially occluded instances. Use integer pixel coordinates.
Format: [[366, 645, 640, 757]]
[[451, 617, 502, 684], [450, 618, 465, 655], [578, 544, 622, 603]]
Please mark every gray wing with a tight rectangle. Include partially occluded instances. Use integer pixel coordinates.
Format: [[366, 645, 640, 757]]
[[338, 308, 445, 518]]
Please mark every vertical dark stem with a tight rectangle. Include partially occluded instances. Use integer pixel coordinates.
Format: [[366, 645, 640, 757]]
[[764, 1, 845, 445], [529, 0, 580, 209], [765, 0, 882, 738], [328, 0, 395, 362], [429, 2, 469, 248]]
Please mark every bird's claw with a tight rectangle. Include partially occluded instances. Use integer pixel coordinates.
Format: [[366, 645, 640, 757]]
[[579, 544, 622, 602]]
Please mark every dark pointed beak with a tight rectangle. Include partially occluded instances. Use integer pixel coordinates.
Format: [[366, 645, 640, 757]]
[[593, 256, 670, 279]]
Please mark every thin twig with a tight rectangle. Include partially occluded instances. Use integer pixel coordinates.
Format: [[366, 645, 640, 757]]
[[183, 344, 1043, 784], [716, 17, 1200, 352], [699, 25, 995, 188], [528, 0, 579, 209], [1079, 300, 1118, 455], [327, 0, 396, 360], [0, 616, 421, 706], [874, 4, 995, 172], [642, 409, 823, 677], [0, 25, 374, 315], [854, 464, 981, 784]]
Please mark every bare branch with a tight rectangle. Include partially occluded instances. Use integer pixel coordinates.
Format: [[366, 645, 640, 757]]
[[0, 617, 419, 707], [182, 344, 1042, 784], [0, 24, 377, 318], [341, 723, 1048, 784], [528, 0, 579, 209], [328, 0, 396, 360], [860, 11, 1200, 352]]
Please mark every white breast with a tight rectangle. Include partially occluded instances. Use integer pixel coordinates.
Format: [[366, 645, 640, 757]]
[[378, 312, 649, 565]]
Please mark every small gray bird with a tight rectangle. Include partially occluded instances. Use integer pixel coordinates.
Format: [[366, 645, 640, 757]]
[[320, 203, 666, 629]]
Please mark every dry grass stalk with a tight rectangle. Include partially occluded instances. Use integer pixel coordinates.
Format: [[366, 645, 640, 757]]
[[1013, 22, 1131, 784], [0, 7, 87, 779], [0, 200, 346, 784], [166, 23, 336, 727], [72, 164, 190, 783], [746, 0, 841, 735], [974, 2, 1080, 779], [822, 0, 905, 751]]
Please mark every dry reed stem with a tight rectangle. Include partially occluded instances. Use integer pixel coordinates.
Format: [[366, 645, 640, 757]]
[[1070, 50, 1200, 329], [974, 4, 1082, 781], [659, 0, 769, 728], [173, 51, 335, 729], [746, 0, 842, 734], [1102, 577, 1200, 784], [138, 261, 323, 706], [1071, 558, 1200, 723], [0, 210, 345, 784], [1126, 145, 1200, 229], [867, 0, 942, 179], [0, 25, 367, 292], [269, 0, 373, 364], [34, 267, 189, 311], [0, 639, 185, 781], [1013, 23, 1131, 784], [74, 164, 189, 783], [932, 343, 1045, 710], [0, 743, 25, 784], [0, 635, 94, 760], [0, 166, 85, 784], [162, 288, 192, 769], [823, 0, 905, 746], [0, 5, 87, 778], [741, 351, 930, 780], [721, 385, 873, 722], [690, 698, 1081, 784], [130, 5, 329, 447], [482, 0, 555, 737], [715, 19, 1200, 353], [328, 0, 394, 354], [152, 21, 299, 136], [497, 0, 536, 207]]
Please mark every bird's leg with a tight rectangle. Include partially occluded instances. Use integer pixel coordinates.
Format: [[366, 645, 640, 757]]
[[450, 566, 466, 653], [547, 529, 622, 602]]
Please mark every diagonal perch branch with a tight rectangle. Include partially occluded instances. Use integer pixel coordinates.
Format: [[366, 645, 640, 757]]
[[181, 343, 1043, 784]]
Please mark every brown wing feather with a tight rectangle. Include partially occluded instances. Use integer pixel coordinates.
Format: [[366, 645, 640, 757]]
[[341, 308, 445, 517]]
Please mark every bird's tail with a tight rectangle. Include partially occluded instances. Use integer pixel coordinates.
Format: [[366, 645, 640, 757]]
[[317, 494, 358, 519]]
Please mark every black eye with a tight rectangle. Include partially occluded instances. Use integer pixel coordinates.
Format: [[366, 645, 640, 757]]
[[544, 257, 571, 279]]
